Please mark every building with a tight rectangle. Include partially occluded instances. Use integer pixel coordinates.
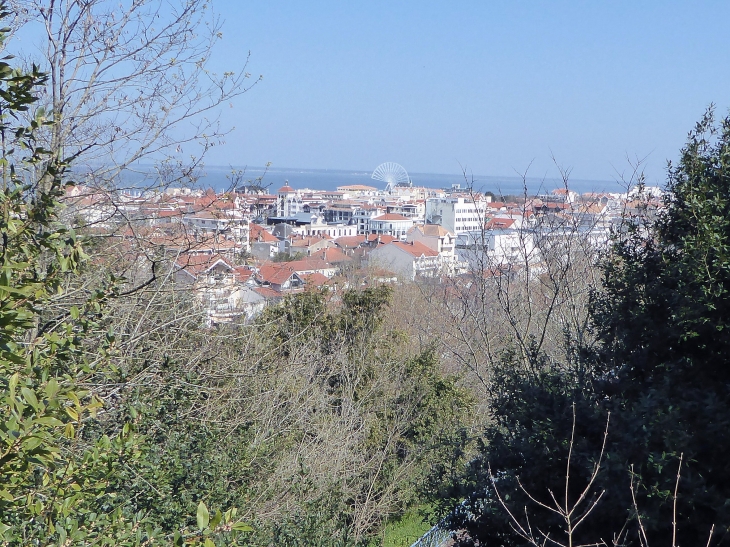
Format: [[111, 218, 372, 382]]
[[172, 254, 262, 325], [277, 183, 303, 217], [406, 224, 456, 257], [368, 213, 414, 240], [425, 195, 491, 234], [368, 240, 441, 280], [353, 205, 386, 235]]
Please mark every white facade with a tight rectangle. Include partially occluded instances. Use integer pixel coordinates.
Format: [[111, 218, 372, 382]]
[[353, 206, 385, 235], [303, 218, 357, 238], [406, 225, 456, 258], [456, 228, 536, 265], [277, 185, 303, 217], [368, 214, 414, 240], [425, 196, 491, 234]]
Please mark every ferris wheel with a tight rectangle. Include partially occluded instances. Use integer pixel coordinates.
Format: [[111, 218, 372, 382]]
[[371, 162, 410, 192]]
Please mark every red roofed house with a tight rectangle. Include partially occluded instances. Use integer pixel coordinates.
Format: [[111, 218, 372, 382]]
[[250, 222, 281, 259], [334, 234, 368, 253], [366, 233, 398, 246], [407, 224, 456, 257], [309, 247, 353, 265], [367, 240, 441, 280], [298, 272, 332, 289], [551, 187, 579, 204], [289, 235, 333, 257], [256, 262, 305, 292], [285, 258, 338, 278], [484, 218, 516, 230]]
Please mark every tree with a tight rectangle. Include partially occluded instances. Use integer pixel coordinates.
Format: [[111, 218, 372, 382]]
[[444, 109, 730, 546], [14, 0, 259, 188], [0, 11, 249, 543]]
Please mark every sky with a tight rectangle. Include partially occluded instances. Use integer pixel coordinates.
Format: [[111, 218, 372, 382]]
[[17, 1, 729, 186], [200, 1, 730, 185]]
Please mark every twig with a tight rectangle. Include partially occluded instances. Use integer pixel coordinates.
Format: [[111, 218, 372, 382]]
[[672, 453, 683, 547]]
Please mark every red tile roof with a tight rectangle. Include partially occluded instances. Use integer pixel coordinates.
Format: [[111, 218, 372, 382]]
[[335, 235, 367, 249], [391, 241, 439, 258], [300, 272, 331, 287], [250, 223, 279, 243], [174, 253, 235, 277], [254, 286, 283, 299], [484, 218, 516, 230], [257, 262, 298, 285], [309, 247, 352, 263], [410, 224, 453, 237], [367, 234, 397, 244], [286, 257, 335, 273]]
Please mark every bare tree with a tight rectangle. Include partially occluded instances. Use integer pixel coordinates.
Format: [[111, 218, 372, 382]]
[[13, 0, 260, 190]]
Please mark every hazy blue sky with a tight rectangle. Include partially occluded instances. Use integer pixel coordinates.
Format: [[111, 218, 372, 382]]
[[203, 1, 728, 184]]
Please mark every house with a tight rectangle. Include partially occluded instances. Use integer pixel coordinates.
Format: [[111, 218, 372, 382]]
[[551, 188, 579, 204], [256, 262, 305, 292], [456, 218, 535, 266], [172, 253, 262, 324], [289, 235, 333, 257], [367, 240, 441, 280], [286, 257, 338, 278], [309, 247, 353, 265], [353, 205, 386, 235], [334, 235, 368, 253], [407, 224, 456, 257], [249, 222, 280, 259], [368, 213, 413, 240]]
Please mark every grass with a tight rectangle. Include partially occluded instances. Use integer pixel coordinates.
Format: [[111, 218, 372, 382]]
[[370, 506, 435, 547]]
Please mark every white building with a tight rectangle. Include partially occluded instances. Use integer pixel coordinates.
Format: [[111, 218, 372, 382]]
[[406, 224, 456, 258], [368, 213, 413, 240], [456, 218, 536, 266], [302, 215, 357, 238], [353, 205, 386, 235], [277, 184, 303, 217], [425, 195, 491, 234]]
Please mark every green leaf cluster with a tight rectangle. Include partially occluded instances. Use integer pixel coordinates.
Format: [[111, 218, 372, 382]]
[[446, 109, 730, 546]]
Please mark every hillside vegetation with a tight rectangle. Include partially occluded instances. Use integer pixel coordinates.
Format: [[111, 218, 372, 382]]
[[2, 2, 730, 545]]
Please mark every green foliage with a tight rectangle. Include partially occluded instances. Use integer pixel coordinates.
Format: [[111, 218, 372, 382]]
[[0, 12, 249, 544], [115, 285, 473, 546], [447, 109, 730, 546], [272, 251, 306, 262], [369, 507, 433, 547]]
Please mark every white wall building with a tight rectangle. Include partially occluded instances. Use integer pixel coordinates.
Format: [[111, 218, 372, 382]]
[[277, 184, 303, 217], [425, 195, 491, 234], [456, 218, 536, 266], [368, 213, 414, 240], [406, 224, 456, 258], [303, 215, 357, 238], [353, 205, 386, 235]]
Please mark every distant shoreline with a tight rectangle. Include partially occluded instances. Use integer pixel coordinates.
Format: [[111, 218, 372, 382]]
[[88, 164, 631, 196], [199, 165, 629, 195]]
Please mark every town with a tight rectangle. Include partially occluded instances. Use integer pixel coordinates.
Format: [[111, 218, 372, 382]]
[[62, 166, 663, 326]]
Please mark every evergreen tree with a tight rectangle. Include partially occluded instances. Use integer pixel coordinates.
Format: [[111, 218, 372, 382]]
[[447, 109, 730, 546]]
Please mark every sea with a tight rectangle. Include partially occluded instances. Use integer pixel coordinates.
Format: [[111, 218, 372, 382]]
[[115, 165, 628, 197]]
